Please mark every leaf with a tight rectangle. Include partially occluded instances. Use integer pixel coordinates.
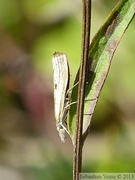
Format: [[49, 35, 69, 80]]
[[67, 0, 135, 144]]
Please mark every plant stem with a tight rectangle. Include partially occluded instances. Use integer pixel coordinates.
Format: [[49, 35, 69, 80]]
[[73, 0, 91, 179]]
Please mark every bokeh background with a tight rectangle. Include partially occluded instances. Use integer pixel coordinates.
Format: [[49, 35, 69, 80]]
[[0, 0, 135, 179]]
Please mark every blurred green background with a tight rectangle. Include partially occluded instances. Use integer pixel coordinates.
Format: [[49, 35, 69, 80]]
[[0, 0, 135, 179]]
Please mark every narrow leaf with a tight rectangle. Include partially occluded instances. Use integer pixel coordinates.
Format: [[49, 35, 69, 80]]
[[68, 0, 135, 144]]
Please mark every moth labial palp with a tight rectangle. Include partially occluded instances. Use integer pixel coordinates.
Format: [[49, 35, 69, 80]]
[[52, 52, 70, 143]]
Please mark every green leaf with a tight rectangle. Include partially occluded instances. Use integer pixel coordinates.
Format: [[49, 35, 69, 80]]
[[68, 0, 135, 144]]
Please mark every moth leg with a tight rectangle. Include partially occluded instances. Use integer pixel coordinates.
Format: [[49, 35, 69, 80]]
[[66, 81, 79, 95], [57, 123, 69, 134]]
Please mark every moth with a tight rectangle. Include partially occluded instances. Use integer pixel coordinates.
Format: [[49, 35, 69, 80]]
[[52, 52, 70, 142]]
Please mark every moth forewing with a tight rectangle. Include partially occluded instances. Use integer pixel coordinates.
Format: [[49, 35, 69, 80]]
[[52, 52, 70, 142]]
